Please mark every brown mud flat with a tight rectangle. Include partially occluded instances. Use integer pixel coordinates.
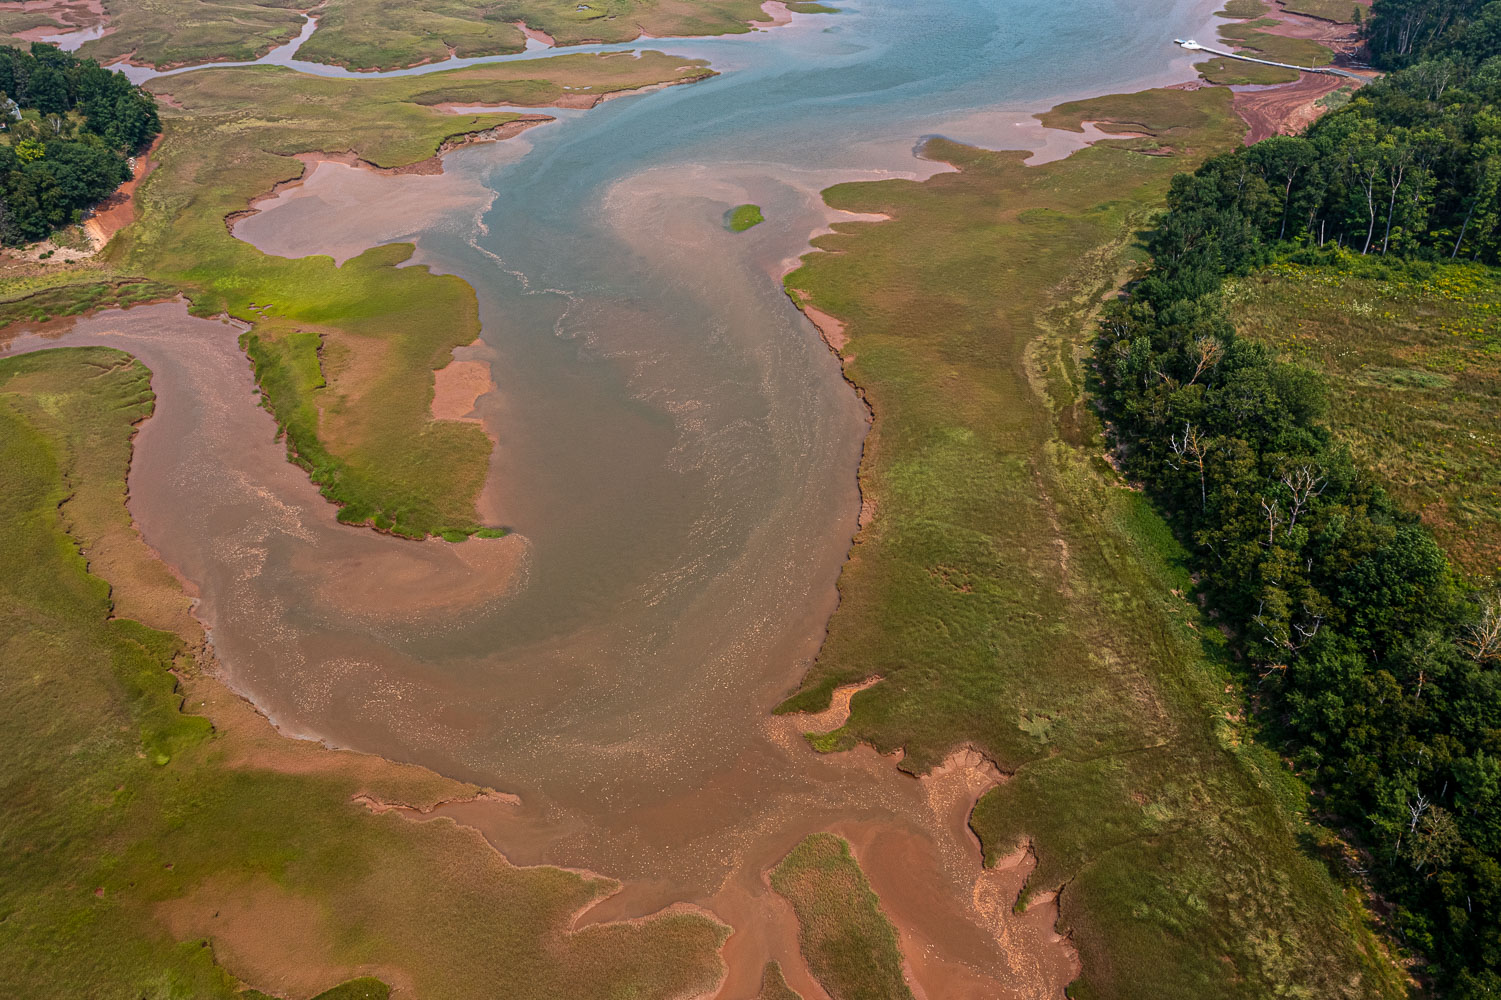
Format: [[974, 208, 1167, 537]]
[[0, 302, 530, 631], [216, 115, 551, 223], [230, 152, 509, 264], [1218, 0, 1372, 141], [1233, 72, 1346, 142], [513, 21, 557, 46], [801, 304, 849, 354], [759, 1, 795, 28], [787, 676, 880, 733], [432, 351, 495, 425]]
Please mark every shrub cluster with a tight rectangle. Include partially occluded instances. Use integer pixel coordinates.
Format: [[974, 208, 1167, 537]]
[[0, 43, 160, 244]]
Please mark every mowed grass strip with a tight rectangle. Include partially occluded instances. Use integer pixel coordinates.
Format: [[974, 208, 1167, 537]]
[[90, 54, 712, 538], [777, 88, 1404, 999], [0, 346, 729, 999], [769, 834, 912, 1000], [1227, 256, 1501, 579]]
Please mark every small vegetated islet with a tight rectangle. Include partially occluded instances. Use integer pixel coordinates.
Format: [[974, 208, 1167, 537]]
[[0, 44, 160, 245], [1095, 3, 1501, 992], [727, 203, 764, 231]]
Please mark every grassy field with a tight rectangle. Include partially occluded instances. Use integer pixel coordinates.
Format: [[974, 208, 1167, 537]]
[[0, 346, 729, 999], [769, 835, 911, 1000], [1227, 256, 1501, 580], [1280, 0, 1363, 22], [777, 86, 1405, 999], [53, 54, 710, 539], [76, 0, 776, 69], [728, 203, 765, 231]]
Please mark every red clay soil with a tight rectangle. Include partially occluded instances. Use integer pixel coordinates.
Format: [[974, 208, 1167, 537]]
[[1222, 0, 1373, 142], [84, 134, 159, 247], [1234, 72, 1346, 143]]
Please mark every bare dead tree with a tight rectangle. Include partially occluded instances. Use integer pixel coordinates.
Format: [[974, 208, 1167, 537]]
[[1186, 336, 1224, 385], [1462, 594, 1501, 663], [1260, 497, 1283, 547], [1168, 422, 1210, 509], [1281, 464, 1328, 529], [1292, 608, 1324, 648]]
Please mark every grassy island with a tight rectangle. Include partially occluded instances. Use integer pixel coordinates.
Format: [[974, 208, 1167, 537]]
[[727, 203, 765, 231], [769, 834, 911, 1000], [75, 0, 784, 71]]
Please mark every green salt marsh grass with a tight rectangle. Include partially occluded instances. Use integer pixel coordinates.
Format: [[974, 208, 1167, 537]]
[[0, 346, 728, 998], [728, 203, 765, 231], [755, 961, 804, 1000], [778, 87, 1404, 999], [1280, 0, 1363, 21], [769, 834, 911, 1000], [80, 0, 777, 70], [1195, 19, 1333, 85]]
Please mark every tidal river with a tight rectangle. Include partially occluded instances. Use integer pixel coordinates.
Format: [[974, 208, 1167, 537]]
[[12, 0, 1222, 993]]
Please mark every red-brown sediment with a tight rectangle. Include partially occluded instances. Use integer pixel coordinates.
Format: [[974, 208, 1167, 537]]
[[759, 1, 794, 28], [354, 788, 522, 814], [83, 134, 159, 248], [801, 305, 848, 354], [513, 21, 557, 46], [1218, 0, 1374, 141], [782, 676, 880, 733], [432, 354, 495, 425], [1, 0, 105, 40], [1233, 72, 1347, 143]]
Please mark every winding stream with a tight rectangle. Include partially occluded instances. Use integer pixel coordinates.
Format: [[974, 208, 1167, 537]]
[[8, 0, 1226, 993]]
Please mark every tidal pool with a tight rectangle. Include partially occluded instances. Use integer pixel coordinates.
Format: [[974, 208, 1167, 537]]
[[11, 0, 1227, 992]]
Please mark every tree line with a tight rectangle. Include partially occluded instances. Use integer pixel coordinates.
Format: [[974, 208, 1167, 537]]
[[1094, 4, 1501, 995], [0, 43, 160, 245], [1169, 0, 1501, 266]]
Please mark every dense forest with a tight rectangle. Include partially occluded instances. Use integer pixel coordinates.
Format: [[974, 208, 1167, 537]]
[[1096, 4, 1501, 996], [0, 43, 159, 244]]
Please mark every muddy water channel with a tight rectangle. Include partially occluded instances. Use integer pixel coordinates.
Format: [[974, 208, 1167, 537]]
[[9, 0, 1224, 993]]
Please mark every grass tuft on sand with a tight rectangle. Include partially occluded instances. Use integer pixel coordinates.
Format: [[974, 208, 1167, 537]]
[[777, 87, 1405, 999], [769, 834, 912, 1000]]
